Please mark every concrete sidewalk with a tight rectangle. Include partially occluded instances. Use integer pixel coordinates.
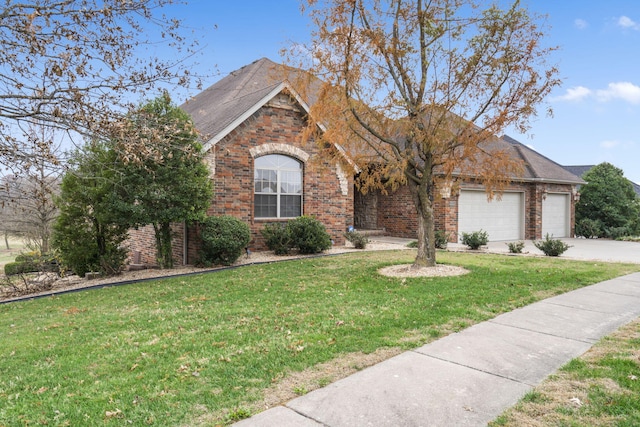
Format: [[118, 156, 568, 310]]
[[234, 272, 640, 426]]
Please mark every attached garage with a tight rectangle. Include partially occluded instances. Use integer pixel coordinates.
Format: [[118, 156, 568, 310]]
[[542, 193, 570, 238], [458, 190, 524, 241]]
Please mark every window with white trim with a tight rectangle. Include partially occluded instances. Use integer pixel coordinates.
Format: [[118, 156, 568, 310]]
[[254, 154, 302, 218]]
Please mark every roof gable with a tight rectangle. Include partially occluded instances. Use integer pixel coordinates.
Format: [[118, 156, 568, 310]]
[[181, 58, 313, 151]]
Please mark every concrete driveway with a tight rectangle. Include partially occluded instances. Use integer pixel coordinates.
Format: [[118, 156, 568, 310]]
[[449, 238, 640, 264]]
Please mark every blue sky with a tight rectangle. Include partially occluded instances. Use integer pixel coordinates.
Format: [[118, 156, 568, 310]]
[[167, 0, 640, 184]]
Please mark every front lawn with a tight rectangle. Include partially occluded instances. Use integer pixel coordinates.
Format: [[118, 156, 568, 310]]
[[1, 251, 638, 425]]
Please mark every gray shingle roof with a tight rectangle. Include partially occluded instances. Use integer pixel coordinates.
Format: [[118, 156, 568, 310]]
[[181, 58, 298, 148], [562, 165, 594, 179], [502, 135, 585, 184]]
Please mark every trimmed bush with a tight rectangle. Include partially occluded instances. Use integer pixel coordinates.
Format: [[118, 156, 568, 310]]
[[506, 241, 525, 254], [288, 216, 332, 254], [199, 215, 251, 266], [4, 261, 37, 276], [434, 230, 451, 249], [344, 230, 369, 249], [575, 218, 602, 239], [461, 230, 488, 250], [262, 217, 332, 255], [261, 223, 293, 255], [534, 234, 571, 257], [4, 252, 63, 276]]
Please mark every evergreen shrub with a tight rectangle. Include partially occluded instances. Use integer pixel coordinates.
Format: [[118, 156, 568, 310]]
[[199, 215, 251, 266]]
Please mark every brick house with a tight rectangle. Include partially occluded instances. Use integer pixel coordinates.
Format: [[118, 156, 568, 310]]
[[127, 58, 583, 265], [127, 58, 354, 265]]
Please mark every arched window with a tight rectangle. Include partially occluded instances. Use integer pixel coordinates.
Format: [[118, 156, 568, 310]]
[[254, 154, 302, 218]]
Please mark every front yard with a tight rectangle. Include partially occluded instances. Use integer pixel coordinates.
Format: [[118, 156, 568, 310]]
[[1, 250, 639, 425]]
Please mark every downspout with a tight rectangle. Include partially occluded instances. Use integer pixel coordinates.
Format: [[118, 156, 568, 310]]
[[183, 221, 188, 266]]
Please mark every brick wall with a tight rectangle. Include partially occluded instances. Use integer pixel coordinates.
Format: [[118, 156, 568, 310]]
[[376, 185, 418, 238], [354, 189, 378, 230], [126, 223, 186, 267]]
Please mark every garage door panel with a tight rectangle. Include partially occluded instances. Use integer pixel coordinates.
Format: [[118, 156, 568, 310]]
[[458, 190, 523, 241], [542, 193, 569, 238]]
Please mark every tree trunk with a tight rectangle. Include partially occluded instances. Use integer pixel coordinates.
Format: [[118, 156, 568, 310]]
[[408, 178, 437, 268], [4, 231, 9, 250], [153, 222, 174, 269]]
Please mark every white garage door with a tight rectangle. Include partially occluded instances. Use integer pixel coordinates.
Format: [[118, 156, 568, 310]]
[[542, 193, 570, 238], [458, 190, 524, 241]]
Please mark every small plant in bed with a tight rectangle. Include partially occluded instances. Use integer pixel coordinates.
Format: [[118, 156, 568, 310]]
[[344, 230, 369, 249], [461, 230, 488, 250], [406, 230, 450, 249], [534, 234, 571, 257], [506, 241, 525, 254]]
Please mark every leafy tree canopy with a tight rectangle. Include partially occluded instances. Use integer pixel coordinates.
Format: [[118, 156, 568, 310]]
[[576, 162, 640, 237], [53, 141, 130, 276], [117, 92, 213, 268]]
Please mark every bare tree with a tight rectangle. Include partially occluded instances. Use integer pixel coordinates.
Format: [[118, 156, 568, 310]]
[[0, 123, 64, 253], [0, 0, 203, 168], [291, 0, 560, 267], [0, 174, 21, 249]]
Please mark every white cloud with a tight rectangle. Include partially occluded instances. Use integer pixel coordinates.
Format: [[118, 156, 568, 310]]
[[596, 82, 640, 104], [552, 86, 592, 102], [553, 82, 640, 105], [600, 140, 619, 149], [618, 16, 640, 30], [574, 19, 588, 29]]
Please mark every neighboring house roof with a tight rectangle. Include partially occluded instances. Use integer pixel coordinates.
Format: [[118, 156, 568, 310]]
[[181, 57, 319, 152], [562, 164, 640, 196], [562, 165, 594, 179], [501, 135, 585, 185]]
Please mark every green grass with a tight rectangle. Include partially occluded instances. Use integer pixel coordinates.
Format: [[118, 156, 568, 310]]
[[1, 250, 639, 426], [491, 317, 640, 426]]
